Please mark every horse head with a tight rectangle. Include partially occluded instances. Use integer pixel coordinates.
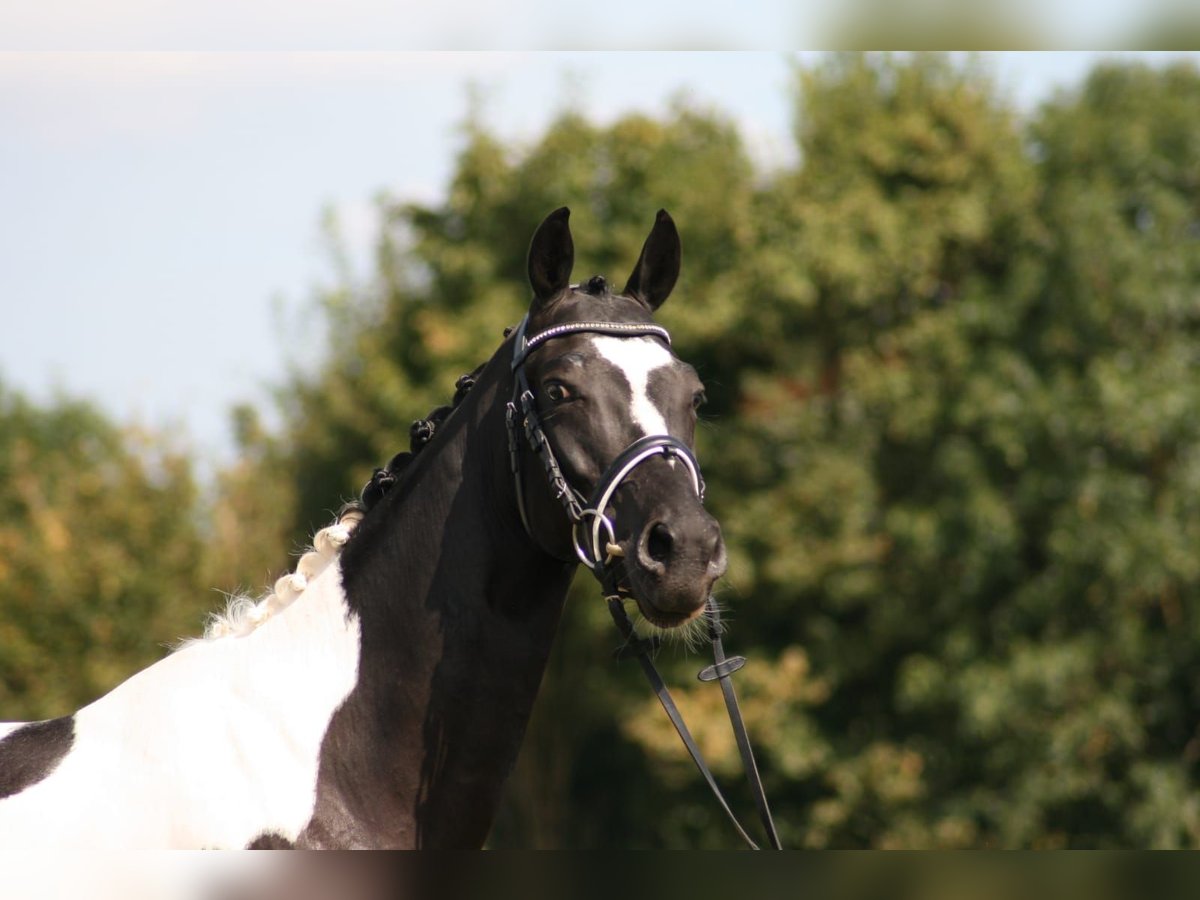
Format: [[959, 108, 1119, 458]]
[[511, 207, 727, 627]]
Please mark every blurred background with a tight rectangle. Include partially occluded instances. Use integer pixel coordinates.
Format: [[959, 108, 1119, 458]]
[[3, 50, 1200, 848]]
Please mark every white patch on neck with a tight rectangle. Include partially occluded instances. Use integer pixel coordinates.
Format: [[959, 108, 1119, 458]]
[[0, 513, 365, 848], [590, 335, 673, 437]]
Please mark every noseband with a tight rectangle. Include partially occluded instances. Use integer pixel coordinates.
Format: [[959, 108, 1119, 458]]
[[504, 311, 782, 850], [505, 314, 704, 572]]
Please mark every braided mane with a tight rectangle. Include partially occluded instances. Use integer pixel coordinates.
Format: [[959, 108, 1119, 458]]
[[183, 359, 489, 648], [353, 360, 488, 512]]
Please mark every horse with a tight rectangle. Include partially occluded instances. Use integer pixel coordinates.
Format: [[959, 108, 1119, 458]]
[[0, 207, 728, 848]]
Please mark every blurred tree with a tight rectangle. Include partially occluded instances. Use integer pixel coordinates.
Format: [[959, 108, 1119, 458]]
[[202, 403, 298, 599], [950, 60, 1200, 848], [687, 54, 1200, 848], [657, 51, 1050, 848], [0, 383, 208, 721]]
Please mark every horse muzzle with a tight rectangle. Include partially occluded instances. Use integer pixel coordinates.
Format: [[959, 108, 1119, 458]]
[[624, 507, 727, 626]]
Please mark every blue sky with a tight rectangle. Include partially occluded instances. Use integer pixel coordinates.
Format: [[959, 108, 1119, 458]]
[[1, 52, 1195, 470]]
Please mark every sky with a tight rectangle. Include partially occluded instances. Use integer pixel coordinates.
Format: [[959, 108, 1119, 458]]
[[1, 51, 1197, 472], [2, 1, 1194, 49]]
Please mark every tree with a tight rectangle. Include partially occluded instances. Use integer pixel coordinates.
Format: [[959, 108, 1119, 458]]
[[643, 52, 1049, 848], [0, 383, 208, 721]]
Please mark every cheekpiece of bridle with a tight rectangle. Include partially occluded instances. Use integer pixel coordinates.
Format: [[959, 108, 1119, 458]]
[[505, 310, 783, 851]]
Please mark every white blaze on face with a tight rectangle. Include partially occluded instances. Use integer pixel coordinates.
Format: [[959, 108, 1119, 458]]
[[590, 335, 674, 437]]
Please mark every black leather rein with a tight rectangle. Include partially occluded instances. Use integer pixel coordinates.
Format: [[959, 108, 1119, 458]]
[[505, 313, 782, 850]]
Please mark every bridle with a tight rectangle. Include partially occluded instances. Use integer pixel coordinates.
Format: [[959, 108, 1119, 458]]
[[506, 314, 703, 570], [505, 311, 783, 850]]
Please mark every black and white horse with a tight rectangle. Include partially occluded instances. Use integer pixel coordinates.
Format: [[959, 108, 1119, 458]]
[[0, 208, 726, 848]]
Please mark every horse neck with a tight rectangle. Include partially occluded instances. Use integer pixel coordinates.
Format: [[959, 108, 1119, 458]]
[[344, 348, 572, 629], [316, 350, 576, 847]]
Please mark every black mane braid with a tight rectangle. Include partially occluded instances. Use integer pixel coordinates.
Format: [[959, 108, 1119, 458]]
[[355, 361, 487, 511]]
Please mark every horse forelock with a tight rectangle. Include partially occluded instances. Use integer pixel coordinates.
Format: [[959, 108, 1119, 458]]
[[181, 508, 364, 647]]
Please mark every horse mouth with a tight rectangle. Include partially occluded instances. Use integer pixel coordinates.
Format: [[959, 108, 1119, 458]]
[[632, 595, 703, 629]]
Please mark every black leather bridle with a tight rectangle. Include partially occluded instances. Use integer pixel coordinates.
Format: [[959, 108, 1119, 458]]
[[505, 312, 783, 850], [506, 314, 703, 570]]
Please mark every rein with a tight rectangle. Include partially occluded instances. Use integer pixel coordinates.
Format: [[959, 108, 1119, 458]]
[[506, 313, 783, 850]]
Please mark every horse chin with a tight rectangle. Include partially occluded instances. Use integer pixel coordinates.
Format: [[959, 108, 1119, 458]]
[[621, 562, 714, 629], [631, 593, 706, 630]]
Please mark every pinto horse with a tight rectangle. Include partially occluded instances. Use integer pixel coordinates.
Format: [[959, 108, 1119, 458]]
[[0, 208, 726, 848]]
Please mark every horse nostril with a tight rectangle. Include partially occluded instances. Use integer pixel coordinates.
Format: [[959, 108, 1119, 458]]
[[647, 522, 674, 564]]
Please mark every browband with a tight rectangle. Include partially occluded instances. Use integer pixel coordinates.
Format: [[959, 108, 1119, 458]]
[[511, 318, 671, 371]]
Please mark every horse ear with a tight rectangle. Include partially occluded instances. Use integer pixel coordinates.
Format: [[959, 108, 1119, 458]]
[[527, 207, 574, 309], [623, 209, 681, 311]]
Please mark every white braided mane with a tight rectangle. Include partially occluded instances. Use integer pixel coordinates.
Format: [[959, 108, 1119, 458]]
[[188, 508, 363, 644]]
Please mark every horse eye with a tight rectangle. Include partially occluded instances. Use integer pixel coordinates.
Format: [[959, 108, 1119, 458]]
[[545, 382, 574, 403], [692, 390, 707, 411]]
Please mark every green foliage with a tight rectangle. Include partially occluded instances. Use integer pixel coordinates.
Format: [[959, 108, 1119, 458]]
[[3, 54, 1199, 847], [0, 384, 207, 721], [736, 56, 1200, 849]]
